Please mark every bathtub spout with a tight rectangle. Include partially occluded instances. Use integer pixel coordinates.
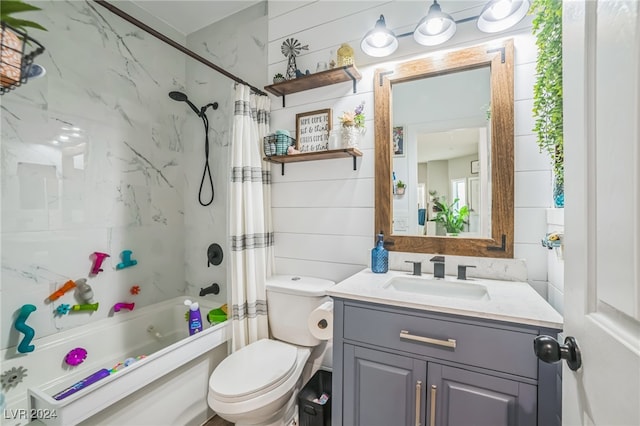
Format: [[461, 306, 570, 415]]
[[199, 283, 220, 297]]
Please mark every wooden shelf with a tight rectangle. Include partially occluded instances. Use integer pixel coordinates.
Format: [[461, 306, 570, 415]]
[[264, 65, 362, 107], [264, 148, 363, 175]]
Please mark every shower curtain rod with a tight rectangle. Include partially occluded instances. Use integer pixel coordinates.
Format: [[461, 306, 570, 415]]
[[94, 0, 268, 97]]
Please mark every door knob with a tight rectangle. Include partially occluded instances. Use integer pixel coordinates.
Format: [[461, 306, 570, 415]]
[[533, 335, 582, 371]]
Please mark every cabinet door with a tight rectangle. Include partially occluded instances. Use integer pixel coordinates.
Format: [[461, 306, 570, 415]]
[[427, 364, 537, 426], [343, 344, 426, 426]]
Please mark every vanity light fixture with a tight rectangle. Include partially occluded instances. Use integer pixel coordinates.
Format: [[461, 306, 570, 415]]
[[360, 0, 531, 57], [360, 15, 399, 57], [413, 0, 457, 46], [477, 0, 531, 33]]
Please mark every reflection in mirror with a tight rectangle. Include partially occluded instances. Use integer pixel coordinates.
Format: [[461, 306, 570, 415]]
[[374, 39, 514, 258], [392, 67, 491, 238]]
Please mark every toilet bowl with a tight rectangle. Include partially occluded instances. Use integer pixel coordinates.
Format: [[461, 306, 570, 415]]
[[207, 275, 335, 426]]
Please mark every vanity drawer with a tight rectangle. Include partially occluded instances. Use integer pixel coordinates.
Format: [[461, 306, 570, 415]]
[[342, 304, 538, 379]]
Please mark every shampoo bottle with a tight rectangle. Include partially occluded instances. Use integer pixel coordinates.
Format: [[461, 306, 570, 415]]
[[184, 300, 203, 335], [371, 231, 389, 273]]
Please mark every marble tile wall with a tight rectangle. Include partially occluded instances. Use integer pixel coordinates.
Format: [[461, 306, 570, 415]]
[[0, 0, 190, 349], [184, 1, 269, 309]]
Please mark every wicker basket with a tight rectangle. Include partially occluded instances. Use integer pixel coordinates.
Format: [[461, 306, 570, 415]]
[[264, 134, 296, 157]]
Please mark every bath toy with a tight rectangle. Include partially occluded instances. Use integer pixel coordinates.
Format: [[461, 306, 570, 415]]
[[55, 304, 71, 316], [109, 355, 146, 374], [64, 348, 87, 366], [52, 368, 111, 400], [130, 285, 141, 295], [75, 278, 94, 303], [47, 280, 76, 302], [14, 304, 37, 353], [116, 250, 137, 270], [207, 307, 227, 325], [90, 251, 110, 275], [1, 366, 27, 390], [71, 303, 99, 312], [113, 302, 135, 312]]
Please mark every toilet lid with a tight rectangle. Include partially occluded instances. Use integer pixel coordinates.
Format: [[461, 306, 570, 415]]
[[209, 339, 297, 401]]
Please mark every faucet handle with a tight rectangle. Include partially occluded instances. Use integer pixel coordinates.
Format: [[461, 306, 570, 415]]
[[429, 255, 445, 263], [457, 265, 476, 280], [405, 260, 423, 276]]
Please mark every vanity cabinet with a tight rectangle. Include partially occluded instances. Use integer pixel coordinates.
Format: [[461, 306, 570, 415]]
[[332, 299, 561, 426]]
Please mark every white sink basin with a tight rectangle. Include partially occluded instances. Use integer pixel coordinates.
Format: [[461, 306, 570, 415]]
[[383, 276, 490, 300]]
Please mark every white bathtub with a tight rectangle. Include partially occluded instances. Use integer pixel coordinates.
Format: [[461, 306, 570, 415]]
[[1, 296, 229, 426]]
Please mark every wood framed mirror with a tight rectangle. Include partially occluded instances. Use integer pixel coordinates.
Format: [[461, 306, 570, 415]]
[[374, 39, 514, 258]]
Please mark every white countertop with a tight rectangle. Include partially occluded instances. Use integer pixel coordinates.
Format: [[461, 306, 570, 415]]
[[327, 269, 563, 329]]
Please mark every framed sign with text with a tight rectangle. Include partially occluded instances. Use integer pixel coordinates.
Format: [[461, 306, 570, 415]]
[[295, 108, 332, 153]]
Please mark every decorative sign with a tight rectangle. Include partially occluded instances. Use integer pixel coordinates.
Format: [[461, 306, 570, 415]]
[[296, 109, 332, 153]]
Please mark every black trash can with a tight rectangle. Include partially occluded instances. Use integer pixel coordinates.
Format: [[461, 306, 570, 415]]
[[298, 369, 332, 426]]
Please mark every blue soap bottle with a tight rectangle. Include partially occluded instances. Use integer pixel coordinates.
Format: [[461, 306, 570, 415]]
[[184, 300, 203, 335], [371, 232, 389, 273]]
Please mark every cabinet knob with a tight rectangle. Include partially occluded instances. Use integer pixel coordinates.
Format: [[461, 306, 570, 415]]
[[533, 335, 582, 371]]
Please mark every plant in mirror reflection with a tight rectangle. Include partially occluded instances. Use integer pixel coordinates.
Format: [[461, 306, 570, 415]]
[[433, 197, 470, 235]]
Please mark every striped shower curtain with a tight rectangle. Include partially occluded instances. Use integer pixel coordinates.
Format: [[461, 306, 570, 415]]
[[229, 84, 274, 351]]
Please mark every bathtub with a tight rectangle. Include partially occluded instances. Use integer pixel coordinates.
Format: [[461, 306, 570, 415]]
[[1, 296, 229, 426]]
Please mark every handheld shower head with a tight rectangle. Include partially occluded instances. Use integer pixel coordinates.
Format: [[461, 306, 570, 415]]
[[168, 91, 200, 116]]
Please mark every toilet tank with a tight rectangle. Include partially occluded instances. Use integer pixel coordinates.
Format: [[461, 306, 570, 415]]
[[266, 275, 335, 347]]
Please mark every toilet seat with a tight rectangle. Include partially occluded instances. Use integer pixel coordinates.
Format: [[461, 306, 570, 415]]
[[209, 339, 297, 403]]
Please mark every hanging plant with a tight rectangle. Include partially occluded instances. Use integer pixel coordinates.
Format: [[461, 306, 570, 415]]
[[530, 0, 563, 193], [0, 0, 46, 94]]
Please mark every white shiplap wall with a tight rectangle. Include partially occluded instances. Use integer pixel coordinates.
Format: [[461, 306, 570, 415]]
[[266, 1, 553, 295]]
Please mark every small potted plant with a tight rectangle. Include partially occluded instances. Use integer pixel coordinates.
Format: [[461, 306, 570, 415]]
[[1, 0, 46, 91], [395, 180, 406, 195], [433, 197, 469, 236], [272, 73, 285, 84]]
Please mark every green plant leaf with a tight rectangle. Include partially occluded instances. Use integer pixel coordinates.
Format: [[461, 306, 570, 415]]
[[2, 16, 46, 31], [1, 0, 42, 16]]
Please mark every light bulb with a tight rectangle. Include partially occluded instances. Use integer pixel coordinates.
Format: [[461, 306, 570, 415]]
[[370, 32, 389, 48], [491, 0, 512, 19], [425, 17, 444, 34]]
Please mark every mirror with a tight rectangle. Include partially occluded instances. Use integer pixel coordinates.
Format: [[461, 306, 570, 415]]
[[375, 39, 514, 258]]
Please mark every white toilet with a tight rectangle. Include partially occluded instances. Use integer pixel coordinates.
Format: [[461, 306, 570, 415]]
[[207, 275, 335, 426]]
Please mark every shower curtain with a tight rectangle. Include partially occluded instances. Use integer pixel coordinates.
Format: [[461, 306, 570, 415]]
[[229, 84, 274, 351]]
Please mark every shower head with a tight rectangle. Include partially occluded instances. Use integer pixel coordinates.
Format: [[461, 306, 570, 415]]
[[168, 91, 200, 116]]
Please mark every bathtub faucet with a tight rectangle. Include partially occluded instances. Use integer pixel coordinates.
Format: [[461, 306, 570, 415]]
[[199, 283, 220, 297]]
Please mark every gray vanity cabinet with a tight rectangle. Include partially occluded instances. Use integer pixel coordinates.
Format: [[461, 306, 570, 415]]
[[332, 298, 561, 426], [427, 363, 537, 426], [343, 344, 426, 426]]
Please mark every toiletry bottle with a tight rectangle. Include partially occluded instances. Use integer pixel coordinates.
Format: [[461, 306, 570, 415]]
[[392, 171, 397, 195], [371, 231, 389, 273], [184, 300, 203, 335]]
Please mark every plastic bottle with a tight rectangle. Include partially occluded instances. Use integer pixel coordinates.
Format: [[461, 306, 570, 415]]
[[371, 231, 389, 273], [392, 171, 397, 195], [184, 300, 203, 335]]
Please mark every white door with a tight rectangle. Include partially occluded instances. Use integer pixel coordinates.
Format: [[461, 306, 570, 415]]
[[562, 1, 640, 425]]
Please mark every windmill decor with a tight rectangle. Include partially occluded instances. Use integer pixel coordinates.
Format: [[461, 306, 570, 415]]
[[281, 38, 308, 80]]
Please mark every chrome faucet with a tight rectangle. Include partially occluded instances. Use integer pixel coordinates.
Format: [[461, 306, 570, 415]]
[[430, 256, 445, 278]]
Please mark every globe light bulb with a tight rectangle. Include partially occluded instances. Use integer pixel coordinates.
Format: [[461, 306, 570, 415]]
[[491, 0, 512, 19]]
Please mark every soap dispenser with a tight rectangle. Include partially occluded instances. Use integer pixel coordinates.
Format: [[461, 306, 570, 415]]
[[371, 231, 389, 273]]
